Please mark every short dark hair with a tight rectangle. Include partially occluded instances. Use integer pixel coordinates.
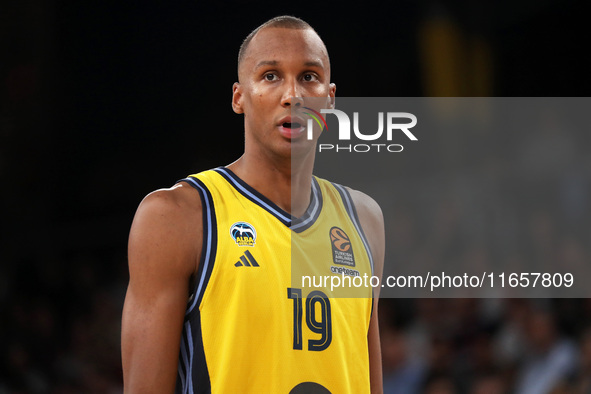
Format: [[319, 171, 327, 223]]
[[237, 16, 315, 72]]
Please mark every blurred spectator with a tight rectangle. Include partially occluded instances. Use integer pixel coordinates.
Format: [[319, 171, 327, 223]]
[[493, 299, 530, 367], [514, 308, 578, 394], [422, 373, 458, 394], [470, 372, 506, 394], [382, 325, 425, 394], [562, 328, 591, 393]]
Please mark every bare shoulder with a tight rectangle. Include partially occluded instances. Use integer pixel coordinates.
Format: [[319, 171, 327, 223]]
[[129, 181, 203, 278], [136, 181, 202, 223], [346, 188, 384, 229]]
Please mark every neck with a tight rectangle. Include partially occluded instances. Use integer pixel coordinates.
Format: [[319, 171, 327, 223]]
[[227, 149, 315, 218]]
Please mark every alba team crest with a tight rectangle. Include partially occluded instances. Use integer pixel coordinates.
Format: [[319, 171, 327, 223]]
[[230, 222, 256, 247], [330, 226, 355, 267]]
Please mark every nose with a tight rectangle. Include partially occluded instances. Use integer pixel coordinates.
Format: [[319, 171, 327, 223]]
[[281, 80, 303, 108]]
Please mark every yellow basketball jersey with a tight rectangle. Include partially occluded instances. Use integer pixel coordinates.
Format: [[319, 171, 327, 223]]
[[175, 167, 374, 394]]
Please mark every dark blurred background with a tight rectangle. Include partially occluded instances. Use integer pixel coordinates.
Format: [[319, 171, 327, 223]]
[[1, 0, 589, 392]]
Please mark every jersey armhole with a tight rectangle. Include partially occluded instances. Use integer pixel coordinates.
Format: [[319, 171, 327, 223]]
[[177, 177, 218, 317], [330, 182, 375, 277]]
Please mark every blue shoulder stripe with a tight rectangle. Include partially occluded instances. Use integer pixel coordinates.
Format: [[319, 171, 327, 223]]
[[178, 176, 218, 315]]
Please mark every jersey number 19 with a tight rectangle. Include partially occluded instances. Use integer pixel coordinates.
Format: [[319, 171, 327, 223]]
[[287, 288, 332, 351]]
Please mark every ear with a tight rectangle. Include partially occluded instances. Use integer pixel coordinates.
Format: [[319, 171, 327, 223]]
[[232, 82, 244, 114], [328, 83, 336, 109]]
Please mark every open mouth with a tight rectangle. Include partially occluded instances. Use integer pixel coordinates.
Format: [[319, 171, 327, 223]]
[[282, 122, 302, 129]]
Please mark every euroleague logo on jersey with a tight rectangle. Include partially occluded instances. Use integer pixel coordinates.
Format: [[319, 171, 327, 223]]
[[330, 226, 355, 267], [230, 222, 256, 247]]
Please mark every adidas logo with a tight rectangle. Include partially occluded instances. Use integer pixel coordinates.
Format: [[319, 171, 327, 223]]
[[234, 250, 260, 267]]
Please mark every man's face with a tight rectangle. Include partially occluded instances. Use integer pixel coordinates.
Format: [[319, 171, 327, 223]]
[[232, 27, 335, 160]]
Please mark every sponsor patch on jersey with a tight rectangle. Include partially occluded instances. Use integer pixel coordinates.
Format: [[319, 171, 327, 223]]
[[230, 222, 257, 247], [330, 226, 355, 267], [330, 265, 360, 277]]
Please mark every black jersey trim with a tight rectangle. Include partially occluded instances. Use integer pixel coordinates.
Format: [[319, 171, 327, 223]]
[[290, 176, 323, 233], [332, 183, 374, 276], [175, 176, 216, 394], [178, 177, 218, 315], [176, 317, 211, 393], [214, 167, 323, 232]]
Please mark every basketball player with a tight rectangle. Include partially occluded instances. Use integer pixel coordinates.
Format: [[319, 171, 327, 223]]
[[122, 16, 385, 393]]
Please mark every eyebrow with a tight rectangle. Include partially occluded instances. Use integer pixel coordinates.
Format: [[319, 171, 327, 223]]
[[254, 60, 325, 70], [304, 61, 323, 68], [255, 60, 278, 69]]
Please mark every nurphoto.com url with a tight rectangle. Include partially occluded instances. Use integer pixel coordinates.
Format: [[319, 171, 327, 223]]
[[301, 272, 574, 293]]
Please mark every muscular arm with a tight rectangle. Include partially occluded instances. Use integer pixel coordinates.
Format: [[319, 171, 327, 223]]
[[122, 184, 202, 393], [350, 189, 385, 394]]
